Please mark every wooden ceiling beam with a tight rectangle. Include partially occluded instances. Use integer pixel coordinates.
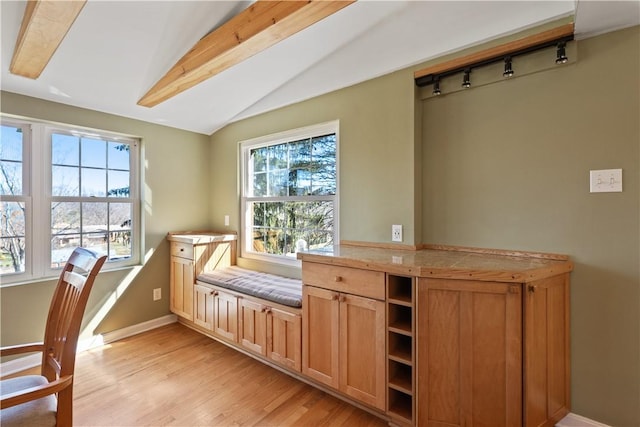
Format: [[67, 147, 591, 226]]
[[137, 0, 355, 108], [414, 23, 575, 81], [10, 0, 87, 79]]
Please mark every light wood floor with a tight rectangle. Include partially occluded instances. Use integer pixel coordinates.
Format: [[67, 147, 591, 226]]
[[67, 323, 387, 426]]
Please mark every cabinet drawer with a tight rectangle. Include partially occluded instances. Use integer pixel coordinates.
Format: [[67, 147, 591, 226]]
[[302, 263, 385, 300], [171, 242, 193, 259]]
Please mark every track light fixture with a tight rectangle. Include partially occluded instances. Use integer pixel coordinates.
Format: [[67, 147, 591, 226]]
[[556, 42, 568, 64], [432, 78, 441, 96], [462, 69, 471, 88], [418, 31, 573, 96], [503, 56, 514, 77], [415, 30, 574, 90]]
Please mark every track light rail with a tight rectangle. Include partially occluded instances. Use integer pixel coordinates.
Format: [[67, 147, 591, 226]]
[[414, 23, 574, 87]]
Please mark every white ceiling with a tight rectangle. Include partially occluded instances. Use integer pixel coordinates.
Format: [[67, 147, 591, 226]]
[[1, 1, 638, 136]]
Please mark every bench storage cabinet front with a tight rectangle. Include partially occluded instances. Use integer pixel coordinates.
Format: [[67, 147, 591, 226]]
[[168, 231, 302, 374], [302, 263, 386, 411], [239, 298, 302, 371]]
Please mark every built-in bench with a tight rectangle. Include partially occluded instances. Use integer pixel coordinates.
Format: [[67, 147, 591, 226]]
[[197, 266, 302, 308], [168, 232, 304, 375]]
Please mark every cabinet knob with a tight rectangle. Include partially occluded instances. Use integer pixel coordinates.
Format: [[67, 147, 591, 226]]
[[213, 291, 219, 296], [180, 248, 184, 252], [339, 295, 346, 303], [334, 276, 342, 282], [332, 293, 339, 301], [528, 285, 537, 293]]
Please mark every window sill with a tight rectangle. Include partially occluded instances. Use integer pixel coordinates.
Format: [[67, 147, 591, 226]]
[[0, 264, 143, 288]]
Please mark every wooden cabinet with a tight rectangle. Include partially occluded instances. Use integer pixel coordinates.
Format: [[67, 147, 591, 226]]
[[302, 263, 386, 411], [194, 283, 215, 330], [524, 275, 571, 427], [339, 291, 385, 409], [239, 298, 302, 371], [213, 289, 238, 342], [194, 283, 239, 344], [302, 285, 339, 388], [170, 244, 194, 320], [416, 275, 570, 427], [298, 244, 572, 427], [417, 278, 523, 427], [167, 233, 236, 323], [267, 306, 302, 371]]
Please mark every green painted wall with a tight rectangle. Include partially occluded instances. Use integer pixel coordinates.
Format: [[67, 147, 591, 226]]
[[421, 26, 639, 426], [209, 68, 419, 277], [0, 92, 211, 345]]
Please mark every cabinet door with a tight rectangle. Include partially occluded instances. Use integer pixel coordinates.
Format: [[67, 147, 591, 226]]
[[267, 307, 302, 372], [302, 285, 339, 388], [339, 293, 386, 410], [239, 298, 268, 355], [213, 290, 238, 342], [170, 255, 194, 320], [524, 274, 570, 427], [194, 284, 215, 330], [417, 279, 522, 427]]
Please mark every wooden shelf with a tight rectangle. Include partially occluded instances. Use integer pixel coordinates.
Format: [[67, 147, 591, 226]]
[[388, 352, 413, 366], [387, 274, 415, 424], [388, 369, 413, 395], [388, 325, 412, 337], [388, 296, 412, 307], [388, 389, 413, 422]]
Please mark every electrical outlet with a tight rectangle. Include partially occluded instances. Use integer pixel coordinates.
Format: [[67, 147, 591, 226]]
[[392, 224, 403, 242], [224, 215, 230, 226], [153, 288, 161, 301]]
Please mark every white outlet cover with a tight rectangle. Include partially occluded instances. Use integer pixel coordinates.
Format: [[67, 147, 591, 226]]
[[392, 224, 403, 242], [590, 169, 622, 193]]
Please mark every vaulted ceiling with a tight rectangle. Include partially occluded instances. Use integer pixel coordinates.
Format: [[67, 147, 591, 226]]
[[1, 1, 638, 135]]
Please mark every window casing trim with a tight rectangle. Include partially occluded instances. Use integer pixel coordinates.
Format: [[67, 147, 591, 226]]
[[239, 120, 339, 267], [0, 115, 141, 285]]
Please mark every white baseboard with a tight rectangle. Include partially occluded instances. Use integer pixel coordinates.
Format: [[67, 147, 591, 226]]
[[95, 313, 177, 347], [1, 314, 177, 377], [557, 413, 611, 427]]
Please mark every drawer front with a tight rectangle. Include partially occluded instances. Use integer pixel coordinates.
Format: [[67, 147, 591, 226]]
[[302, 262, 385, 300], [171, 242, 193, 260]]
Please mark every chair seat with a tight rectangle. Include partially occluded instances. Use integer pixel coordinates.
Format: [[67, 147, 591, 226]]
[[0, 375, 57, 427]]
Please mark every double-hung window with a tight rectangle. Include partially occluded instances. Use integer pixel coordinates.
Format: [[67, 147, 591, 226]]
[[1, 117, 140, 284], [240, 121, 338, 265]]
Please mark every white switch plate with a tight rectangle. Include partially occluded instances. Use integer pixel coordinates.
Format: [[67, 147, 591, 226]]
[[590, 169, 622, 193], [224, 215, 230, 226], [153, 288, 161, 301]]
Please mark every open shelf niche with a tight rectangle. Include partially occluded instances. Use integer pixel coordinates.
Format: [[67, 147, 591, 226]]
[[386, 274, 415, 425]]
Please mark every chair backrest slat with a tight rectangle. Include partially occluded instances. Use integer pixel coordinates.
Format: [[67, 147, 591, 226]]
[[41, 248, 106, 382], [63, 271, 86, 289]]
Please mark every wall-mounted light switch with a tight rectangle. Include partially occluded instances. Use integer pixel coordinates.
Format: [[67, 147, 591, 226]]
[[590, 169, 622, 193]]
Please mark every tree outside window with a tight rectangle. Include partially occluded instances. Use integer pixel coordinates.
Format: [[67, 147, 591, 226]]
[[241, 122, 338, 265]]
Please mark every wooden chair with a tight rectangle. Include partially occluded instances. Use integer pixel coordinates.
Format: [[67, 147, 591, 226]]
[[0, 248, 107, 427]]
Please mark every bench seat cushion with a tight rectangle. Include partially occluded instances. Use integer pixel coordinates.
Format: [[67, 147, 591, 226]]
[[197, 266, 302, 308]]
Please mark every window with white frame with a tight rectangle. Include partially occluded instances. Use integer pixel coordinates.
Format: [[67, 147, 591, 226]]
[[240, 121, 338, 265], [0, 117, 140, 283]]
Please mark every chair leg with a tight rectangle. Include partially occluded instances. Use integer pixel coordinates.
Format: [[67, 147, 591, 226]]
[[56, 385, 73, 427]]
